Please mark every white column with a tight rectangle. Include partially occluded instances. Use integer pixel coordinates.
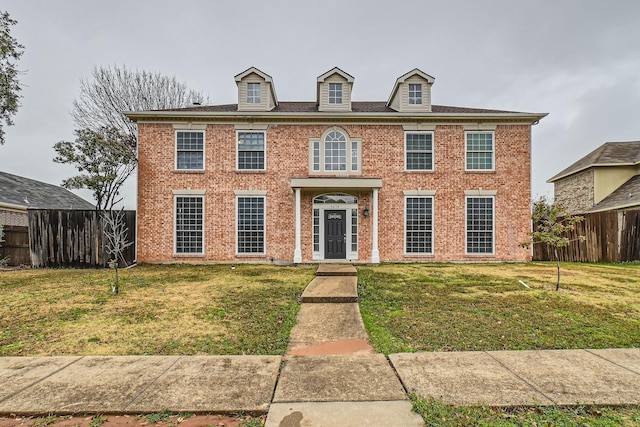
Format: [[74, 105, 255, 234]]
[[293, 188, 302, 263], [371, 188, 380, 263]]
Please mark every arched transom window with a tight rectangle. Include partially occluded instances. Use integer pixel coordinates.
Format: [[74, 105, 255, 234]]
[[310, 128, 361, 174]]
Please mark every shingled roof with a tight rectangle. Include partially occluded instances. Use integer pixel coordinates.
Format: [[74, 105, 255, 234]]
[[152, 101, 527, 115], [548, 141, 640, 182], [0, 171, 95, 210], [587, 174, 640, 213]]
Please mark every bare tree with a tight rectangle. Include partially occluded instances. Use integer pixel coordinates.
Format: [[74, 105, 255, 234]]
[[0, 10, 25, 145], [71, 65, 208, 146], [54, 127, 136, 210], [101, 208, 134, 295]]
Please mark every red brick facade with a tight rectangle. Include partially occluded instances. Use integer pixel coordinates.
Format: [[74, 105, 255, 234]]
[[136, 121, 534, 263]]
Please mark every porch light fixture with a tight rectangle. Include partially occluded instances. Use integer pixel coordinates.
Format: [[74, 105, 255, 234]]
[[363, 207, 370, 217]]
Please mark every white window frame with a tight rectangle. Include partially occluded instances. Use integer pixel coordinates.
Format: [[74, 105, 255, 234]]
[[329, 83, 343, 104], [309, 128, 361, 174], [235, 191, 267, 256], [465, 194, 495, 255], [175, 130, 205, 171], [465, 131, 495, 171], [311, 193, 359, 261], [173, 191, 205, 255], [404, 195, 434, 255], [247, 82, 261, 104], [404, 131, 434, 171], [236, 130, 266, 171], [408, 83, 423, 105]]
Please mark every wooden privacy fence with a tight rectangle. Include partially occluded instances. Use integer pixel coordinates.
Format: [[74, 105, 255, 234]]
[[28, 209, 136, 268], [0, 225, 30, 266], [533, 209, 640, 263]]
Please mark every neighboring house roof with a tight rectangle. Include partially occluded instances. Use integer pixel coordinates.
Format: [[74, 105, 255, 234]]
[[548, 141, 640, 182], [0, 171, 95, 210], [587, 174, 640, 213], [146, 101, 530, 115]]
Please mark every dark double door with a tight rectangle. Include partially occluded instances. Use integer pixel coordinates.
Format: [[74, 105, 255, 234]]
[[325, 210, 346, 259]]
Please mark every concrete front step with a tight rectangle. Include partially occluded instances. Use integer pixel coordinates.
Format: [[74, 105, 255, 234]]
[[265, 401, 424, 426], [300, 276, 358, 303], [316, 264, 358, 276]]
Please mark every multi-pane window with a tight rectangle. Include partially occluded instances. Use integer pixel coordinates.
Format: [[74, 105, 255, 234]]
[[176, 131, 204, 170], [237, 196, 265, 254], [351, 209, 358, 253], [409, 84, 422, 105], [466, 197, 494, 254], [238, 132, 265, 170], [324, 131, 347, 171], [247, 82, 261, 103], [175, 196, 203, 254], [405, 133, 433, 170], [466, 132, 494, 170], [313, 208, 320, 252], [329, 83, 342, 104], [405, 197, 433, 254]]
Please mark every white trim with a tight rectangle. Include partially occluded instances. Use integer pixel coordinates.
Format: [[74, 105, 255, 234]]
[[463, 123, 497, 131], [234, 123, 269, 130], [465, 195, 495, 256], [172, 189, 206, 195], [311, 193, 359, 261], [175, 129, 206, 171], [464, 131, 495, 172], [308, 127, 362, 175], [172, 123, 207, 130], [174, 193, 205, 256], [294, 188, 302, 263], [404, 131, 434, 172], [464, 189, 497, 196], [403, 189, 436, 196], [234, 189, 268, 196], [402, 124, 436, 131], [236, 130, 267, 171], [235, 194, 266, 256], [291, 177, 382, 189], [371, 188, 380, 263], [404, 195, 435, 256]]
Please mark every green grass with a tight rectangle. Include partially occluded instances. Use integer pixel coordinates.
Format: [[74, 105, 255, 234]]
[[0, 264, 313, 356], [411, 395, 640, 426], [358, 262, 640, 354]]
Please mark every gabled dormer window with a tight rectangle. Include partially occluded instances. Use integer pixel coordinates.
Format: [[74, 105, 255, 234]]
[[329, 83, 342, 104], [247, 83, 261, 104], [409, 84, 422, 105]]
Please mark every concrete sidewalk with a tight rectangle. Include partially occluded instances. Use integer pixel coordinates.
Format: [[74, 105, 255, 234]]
[[1, 264, 639, 426]]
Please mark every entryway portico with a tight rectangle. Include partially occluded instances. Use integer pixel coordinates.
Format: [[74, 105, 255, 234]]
[[291, 178, 382, 263]]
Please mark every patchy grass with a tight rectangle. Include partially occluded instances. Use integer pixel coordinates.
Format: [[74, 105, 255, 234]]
[[0, 264, 313, 356], [358, 262, 640, 354], [411, 395, 640, 426]]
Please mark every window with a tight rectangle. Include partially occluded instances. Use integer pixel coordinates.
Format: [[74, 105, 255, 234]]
[[237, 131, 265, 170], [329, 83, 342, 104], [405, 132, 433, 170], [176, 131, 204, 170], [175, 196, 203, 254], [247, 82, 261, 103], [237, 196, 265, 254], [466, 196, 494, 254], [311, 129, 360, 173], [409, 84, 422, 105], [466, 132, 494, 170], [405, 196, 433, 254]]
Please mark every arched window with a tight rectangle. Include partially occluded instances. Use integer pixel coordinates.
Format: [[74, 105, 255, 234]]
[[310, 128, 361, 174]]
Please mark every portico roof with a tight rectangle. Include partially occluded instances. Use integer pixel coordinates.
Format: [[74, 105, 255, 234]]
[[290, 177, 383, 191]]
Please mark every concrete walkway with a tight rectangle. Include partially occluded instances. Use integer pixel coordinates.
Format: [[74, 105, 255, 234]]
[[1, 264, 639, 426]]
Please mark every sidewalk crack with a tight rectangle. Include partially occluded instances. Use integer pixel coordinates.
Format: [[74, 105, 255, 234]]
[[584, 349, 640, 376], [122, 356, 183, 411]]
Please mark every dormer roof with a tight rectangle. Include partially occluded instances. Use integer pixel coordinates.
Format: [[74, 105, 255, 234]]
[[316, 67, 354, 112], [234, 67, 278, 111], [387, 68, 435, 112]]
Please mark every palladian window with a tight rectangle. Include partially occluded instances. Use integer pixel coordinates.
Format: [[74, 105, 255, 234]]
[[310, 128, 361, 174]]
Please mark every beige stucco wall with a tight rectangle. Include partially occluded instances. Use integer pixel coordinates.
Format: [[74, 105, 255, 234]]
[[594, 165, 640, 204]]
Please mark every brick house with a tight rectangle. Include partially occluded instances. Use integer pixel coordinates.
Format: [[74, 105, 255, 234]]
[[126, 67, 546, 264], [548, 141, 640, 214]]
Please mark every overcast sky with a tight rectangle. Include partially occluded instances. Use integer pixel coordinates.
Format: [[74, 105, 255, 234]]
[[2, 0, 639, 209]]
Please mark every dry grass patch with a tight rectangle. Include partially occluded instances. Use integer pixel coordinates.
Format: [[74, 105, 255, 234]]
[[358, 262, 640, 354], [0, 264, 314, 356]]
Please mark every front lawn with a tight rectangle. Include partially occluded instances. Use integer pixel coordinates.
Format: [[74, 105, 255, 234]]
[[0, 264, 314, 356], [358, 262, 640, 354]]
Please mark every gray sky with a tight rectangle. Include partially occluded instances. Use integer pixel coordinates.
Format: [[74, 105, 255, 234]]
[[2, 0, 640, 209]]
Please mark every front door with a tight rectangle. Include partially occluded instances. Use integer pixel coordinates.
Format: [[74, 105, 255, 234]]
[[324, 210, 346, 259]]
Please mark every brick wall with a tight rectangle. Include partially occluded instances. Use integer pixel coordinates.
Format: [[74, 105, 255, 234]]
[[137, 122, 532, 262], [553, 169, 594, 214]]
